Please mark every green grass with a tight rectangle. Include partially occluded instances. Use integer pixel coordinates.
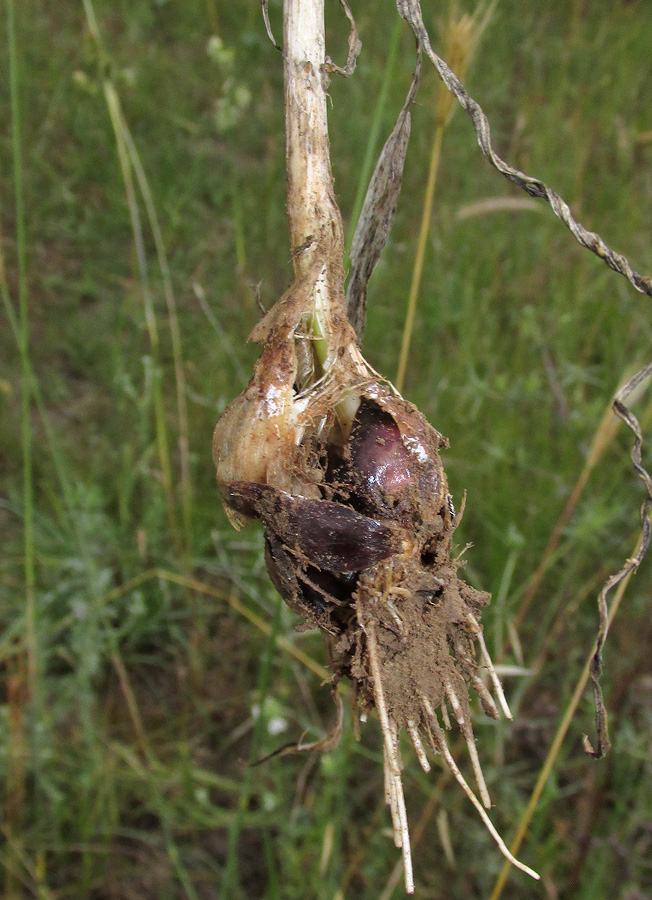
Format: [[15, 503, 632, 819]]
[[2, 0, 652, 897]]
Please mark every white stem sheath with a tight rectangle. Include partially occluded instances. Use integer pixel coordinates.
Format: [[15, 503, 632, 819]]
[[283, 0, 343, 276]]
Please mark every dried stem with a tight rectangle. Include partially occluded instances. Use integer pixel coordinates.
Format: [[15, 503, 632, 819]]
[[283, 0, 344, 278], [281, 0, 350, 388]]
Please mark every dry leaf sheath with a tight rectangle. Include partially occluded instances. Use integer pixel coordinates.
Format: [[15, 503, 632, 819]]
[[213, 0, 537, 891]]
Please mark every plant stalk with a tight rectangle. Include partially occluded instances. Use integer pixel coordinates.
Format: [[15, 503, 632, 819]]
[[283, 0, 346, 365], [396, 123, 444, 393], [284, 0, 342, 263]]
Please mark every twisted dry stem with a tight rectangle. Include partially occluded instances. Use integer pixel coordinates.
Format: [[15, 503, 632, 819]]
[[585, 363, 652, 757], [397, 0, 652, 298]]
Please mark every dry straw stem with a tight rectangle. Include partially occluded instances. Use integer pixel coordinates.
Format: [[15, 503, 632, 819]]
[[103, 80, 182, 552], [6, 4, 35, 888], [396, 1, 495, 392], [508, 365, 652, 758], [587, 363, 652, 757], [83, 0, 193, 557]]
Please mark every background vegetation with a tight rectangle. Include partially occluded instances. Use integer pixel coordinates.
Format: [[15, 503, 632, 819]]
[[1, 0, 652, 897]]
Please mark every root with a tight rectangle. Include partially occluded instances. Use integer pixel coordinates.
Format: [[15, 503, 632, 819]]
[[367, 619, 415, 894], [444, 679, 491, 810], [358, 593, 531, 890], [453, 636, 501, 720], [421, 694, 540, 882], [467, 612, 513, 720], [470, 671, 501, 720], [407, 719, 430, 773]]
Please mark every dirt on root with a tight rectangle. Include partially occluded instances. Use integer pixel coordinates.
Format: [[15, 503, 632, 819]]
[[336, 526, 489, 730]]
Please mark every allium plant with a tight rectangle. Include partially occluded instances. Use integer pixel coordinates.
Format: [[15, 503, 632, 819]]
[[212, 0, 541, 890]]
